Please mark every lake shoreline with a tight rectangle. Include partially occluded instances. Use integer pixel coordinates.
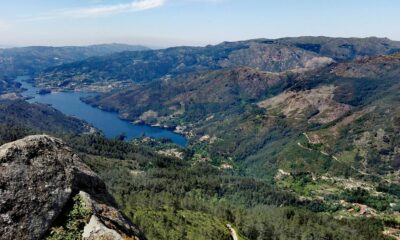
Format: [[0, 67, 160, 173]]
[[15, 76, 188, 147]]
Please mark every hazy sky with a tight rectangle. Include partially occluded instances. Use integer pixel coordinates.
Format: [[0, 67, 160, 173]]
[[1, 0, 399, 47]]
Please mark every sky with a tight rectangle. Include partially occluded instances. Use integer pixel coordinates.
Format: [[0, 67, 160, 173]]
[[0, 0, 399, 47]]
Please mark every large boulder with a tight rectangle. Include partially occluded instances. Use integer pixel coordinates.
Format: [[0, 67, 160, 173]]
[[0, 135, 144, 240]]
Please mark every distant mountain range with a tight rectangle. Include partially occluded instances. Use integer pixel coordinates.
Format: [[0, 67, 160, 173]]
[[0, 36, 399, 239], [0, 43, 149, 77], [31, 36, 400, 178], [83, 51, 400, 176], [40, 37, 400, 207], [0, 45, 15, 49]]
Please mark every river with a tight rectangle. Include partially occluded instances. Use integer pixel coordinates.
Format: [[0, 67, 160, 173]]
[[15, 76, 188, 146]]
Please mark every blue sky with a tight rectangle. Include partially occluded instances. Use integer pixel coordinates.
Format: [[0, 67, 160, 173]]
[[0, 0, 399, 47]]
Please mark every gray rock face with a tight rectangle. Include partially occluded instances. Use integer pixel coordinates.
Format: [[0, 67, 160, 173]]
[[0, 135, 143, 240]]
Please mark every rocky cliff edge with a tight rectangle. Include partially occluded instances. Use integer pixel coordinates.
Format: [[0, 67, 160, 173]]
[[0, 135, 144, 240]]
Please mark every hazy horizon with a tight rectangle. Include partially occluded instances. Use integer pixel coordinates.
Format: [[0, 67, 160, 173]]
[[2, 35, 400, 49], [1, 0, 400, 47]]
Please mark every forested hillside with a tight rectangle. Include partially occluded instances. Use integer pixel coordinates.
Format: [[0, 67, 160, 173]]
[[34, 37, 400, 90], [0, 125, 392, 239], [62, 38, 400, 239], [0, 99, 90, 134], [0, 37, 399, 239]]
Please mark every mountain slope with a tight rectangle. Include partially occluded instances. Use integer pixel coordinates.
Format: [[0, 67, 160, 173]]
[[0, 99, 90, 134], [0, 76, 22, 94], [34, 37, 400, 90], [84, 67, 292, 123], [34, 39, 334, 90], [5, 37, 400, 239], [83, 54, 400, 184], [0, 132, 391, 240], [274, 36, 400, 60], [0, 43, 149, 77]]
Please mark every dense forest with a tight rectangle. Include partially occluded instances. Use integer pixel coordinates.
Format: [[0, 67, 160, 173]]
[[1, 37, 400, 239], [0, 124, 394, 239]]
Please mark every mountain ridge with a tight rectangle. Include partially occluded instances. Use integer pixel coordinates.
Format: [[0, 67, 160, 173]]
[[1, 36, 400, 239], [0, 43, 149, 77], [34, 36, 400, 91]]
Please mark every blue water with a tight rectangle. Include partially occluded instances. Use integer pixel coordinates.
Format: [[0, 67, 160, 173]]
[[15, 76, 187, 146]]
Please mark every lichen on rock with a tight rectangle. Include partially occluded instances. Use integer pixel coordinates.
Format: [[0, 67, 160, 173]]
[[0, 135, 144, 240]]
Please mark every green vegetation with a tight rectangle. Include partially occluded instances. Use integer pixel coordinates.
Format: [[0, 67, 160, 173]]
[[340, 188, 394, 212], [0, 100, 89, 134], [46, 195, 91, 240], [77, 136, 392, 239], [0, 120, 394, 239], [0, 124, 35, 145], [2, 37, 400, 239], [237, 206, 387, 240], [0, 76, 22, 94], [133, 209, 230, 240], [78, 54, 400, 183], [36, 37, 400, 89]]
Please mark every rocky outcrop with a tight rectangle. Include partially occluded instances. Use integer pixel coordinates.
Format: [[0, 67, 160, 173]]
[[0, 135, 144, 240], [332, 53, 400, 78], [219, 43, 330, 72], [257, 85, 352, 124]]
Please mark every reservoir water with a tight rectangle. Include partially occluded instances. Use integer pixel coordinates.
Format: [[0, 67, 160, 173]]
[[15, 76, 188, 146]]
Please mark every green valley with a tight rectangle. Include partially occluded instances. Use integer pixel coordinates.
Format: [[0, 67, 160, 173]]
[[1, 37, 399, 240]]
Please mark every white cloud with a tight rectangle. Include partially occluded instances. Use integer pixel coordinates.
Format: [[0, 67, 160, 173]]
[[19, 0, 228, 22], [70, 0, 166, 17], [183, 0, 227, 3], [21, 0, 165, 21]]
